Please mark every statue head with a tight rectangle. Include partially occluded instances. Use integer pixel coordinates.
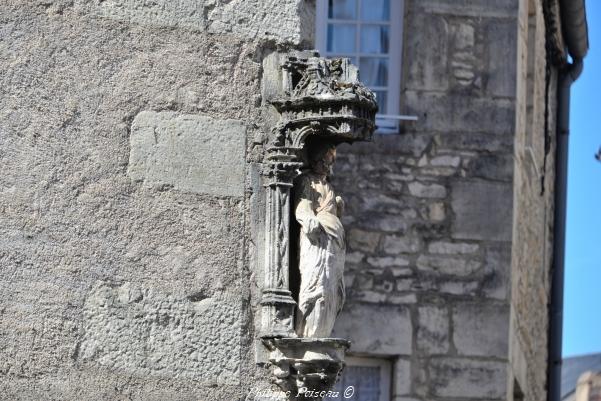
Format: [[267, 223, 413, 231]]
[[308, 142, 337, 177]]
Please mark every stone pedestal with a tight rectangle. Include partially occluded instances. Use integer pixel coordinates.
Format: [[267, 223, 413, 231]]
[[262, 338, 350, 401]]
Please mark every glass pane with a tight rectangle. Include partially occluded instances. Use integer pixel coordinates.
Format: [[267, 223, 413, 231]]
[[359, 57, 388, 86], [328, 0, 357, 20], [360, 0, 390, 21], [374, 90, 387, 114], [327, 24, 357, 53], [332, 366, 381, 401], [360, 25, 389, 54]]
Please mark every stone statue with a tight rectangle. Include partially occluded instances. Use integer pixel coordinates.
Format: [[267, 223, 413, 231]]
[[294, 142, 346, 338]]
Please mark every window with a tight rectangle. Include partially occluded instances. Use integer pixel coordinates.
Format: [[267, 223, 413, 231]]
[[315, 0, 404, 133], [332, 357, 391, 401]]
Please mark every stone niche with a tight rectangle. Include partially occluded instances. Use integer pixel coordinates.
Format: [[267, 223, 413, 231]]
[[254, 51, 377, 401]]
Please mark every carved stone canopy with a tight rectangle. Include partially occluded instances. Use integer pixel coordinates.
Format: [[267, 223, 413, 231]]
[[270, 55, 377, 148]]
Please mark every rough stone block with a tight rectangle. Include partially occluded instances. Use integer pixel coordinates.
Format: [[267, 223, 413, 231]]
[[355, 290, 387, 303], [416, 0, 519, 18], [405, 12, 449, 92], [74, 0, 313, 45], [487, 19, 518, 97], [428, 202, 446, 222], [439, 280, 479, 296], [332, 304, 412, 355], [382, 235, 421, 254], [359, 215, 408, 233], [345, 251, 365, 264], [452, 303, 509, 357], [348, 229, 381, 253], [367, 256, 410, 268], [481, 243, 511, 300], [466, 154, 514, 181], [387, 294, 417, 304], [396, 278, 414, 291], [429, 358, 507, 398], [451, 181, 513, 241], [435, 132, 514, 153], [392, 268, 413, 277], [417, 255, 481, 276], [417, 305, 449, 354], [408, 182, 447, 198], [128, 111, 246, 197], [428, 241, 479, 254], [355, 275, 374, 290], [337, 133, 431, 158], [430, 155, 461, 167], [393, 359, 412, 396], [79, 282, 242, 384], [405, 91, 515, 135]]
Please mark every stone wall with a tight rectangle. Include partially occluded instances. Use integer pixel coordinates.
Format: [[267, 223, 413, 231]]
[[329, 0, 546, 400], [509, 0, 559, 399], [0, 0, 313, 399]]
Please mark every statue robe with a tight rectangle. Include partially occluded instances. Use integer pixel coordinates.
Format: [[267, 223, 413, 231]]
[[294, 172, 345, 338]]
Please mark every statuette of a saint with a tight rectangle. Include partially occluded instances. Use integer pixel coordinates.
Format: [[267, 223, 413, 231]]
[[294, 142, 346, 338]]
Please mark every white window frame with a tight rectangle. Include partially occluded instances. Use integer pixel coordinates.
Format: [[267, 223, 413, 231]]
[[335, 356, 391, 401], [315, 0, 405, 134]]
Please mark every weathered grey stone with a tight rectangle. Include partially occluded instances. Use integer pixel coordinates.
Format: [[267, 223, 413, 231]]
[[387, 294, 417, 304], [487, 19, 518, 97], [481, 243, 511, 300], [439, 280, 479, 296], [448, 20, 482, 90], [428, 241, 479, 254], [430, 155, 461, 167], [336, 133, 432, 158], [355, 275, 374, 290], [429, 358, 507, 398], [382, 234, 421, 254], [362, 194, 408, 213], [355, 290, 386, 303], [418, 166, 457, 177], [359, 215, 408, 233], [451, 181, 513, 241], [417, 255, 481, 276], [373, 278, 395, 293], [466, 154, 514, 181], [408, 182, 447, 198], [393, 359, 412, 396], [405, 91, 515, 135], [396, 278, 414, 291], [128, 111, 246, 197], [332, 304, 412, 355], [428, 202, 446, 222], [391, 267, 413, 277], [345, 252, 364, 264], [417, 305, 449, 354], [367, 256, 410, 268], [80, 283, 242, 383], [348, 229, 380, 253], [453, 303, 509, 357], [405, 12, 449, 92], [435, 132, 514, 153], [416, 0, 519, 18], [74, 0, 314, 45]]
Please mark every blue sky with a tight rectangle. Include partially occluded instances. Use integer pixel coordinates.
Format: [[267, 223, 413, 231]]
[[562, 1, 601, 357]]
